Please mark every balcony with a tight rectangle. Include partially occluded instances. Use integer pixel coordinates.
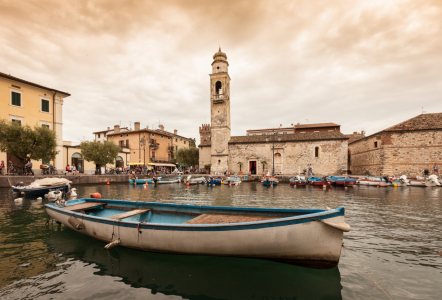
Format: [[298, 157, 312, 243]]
[[212, 94, 229, 103], [150, 143, 159, 150]]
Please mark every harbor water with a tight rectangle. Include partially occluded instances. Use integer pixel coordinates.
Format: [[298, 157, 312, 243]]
[[0, 182, 441, 299]]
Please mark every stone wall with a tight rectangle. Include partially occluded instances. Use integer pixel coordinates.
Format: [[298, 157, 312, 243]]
[[228, 140, 348, 175], [199, 146, 211, 169], [349, 130, 442, 177]]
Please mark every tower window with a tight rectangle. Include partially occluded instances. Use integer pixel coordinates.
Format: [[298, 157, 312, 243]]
[[217, 66, 219, 69], [315, 147, 320, 157], [215, 81, 222, 95]]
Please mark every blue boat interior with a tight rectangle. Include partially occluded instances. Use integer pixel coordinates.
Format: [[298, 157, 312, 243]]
[[49, 198, 337, 225]]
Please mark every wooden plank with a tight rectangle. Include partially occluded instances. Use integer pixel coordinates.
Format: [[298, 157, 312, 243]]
[[108, 209, 151, 220], [106, 205, 201, 216], [62, 202, 105, 211], [184, 213, 281, 225]]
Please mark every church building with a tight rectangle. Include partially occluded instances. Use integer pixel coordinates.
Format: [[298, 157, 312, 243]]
[[199, 49, 349, 176]]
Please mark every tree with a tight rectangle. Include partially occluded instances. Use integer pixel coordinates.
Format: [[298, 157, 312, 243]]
[[80, 140, 120, 174], [0, 119, 58, 166], [176, 147, 199, 168], [237, 162, 243, 172]]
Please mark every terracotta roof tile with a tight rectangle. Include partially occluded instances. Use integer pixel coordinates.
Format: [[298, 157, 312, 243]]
[[294, 122, 340, 129], [229, 131, 348, 144], [383, 113, 442, 131]]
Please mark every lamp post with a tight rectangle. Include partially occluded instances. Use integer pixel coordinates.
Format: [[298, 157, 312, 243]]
[[266, 129, 281, 176], [140, 135, 147, 167]]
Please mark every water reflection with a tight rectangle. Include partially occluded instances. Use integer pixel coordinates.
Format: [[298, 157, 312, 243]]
[[43, 229, 342, 300]]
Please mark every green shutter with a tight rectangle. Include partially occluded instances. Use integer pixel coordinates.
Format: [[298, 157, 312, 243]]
[[12, 92, 21, 106], [42, 100, 49, 112]]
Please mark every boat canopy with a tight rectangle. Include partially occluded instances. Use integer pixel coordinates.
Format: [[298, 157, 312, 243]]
[[147, 163, 176, 167]]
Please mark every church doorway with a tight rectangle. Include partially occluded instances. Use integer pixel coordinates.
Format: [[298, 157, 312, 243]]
[[249, 161, 257, 175]]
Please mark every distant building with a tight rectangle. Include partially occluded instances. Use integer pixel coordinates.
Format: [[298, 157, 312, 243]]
[[93, 127, 129, 143], [348, 113, 442, 177], [101, 122, 192, 169], [0, 72, 70, 173], [345, 131, 366, 144], [199, 49, 349, 175]]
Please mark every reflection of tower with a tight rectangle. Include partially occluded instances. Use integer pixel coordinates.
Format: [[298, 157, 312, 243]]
[[210, 48, 231, 174]]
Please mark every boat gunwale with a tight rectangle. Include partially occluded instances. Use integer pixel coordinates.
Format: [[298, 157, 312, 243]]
[[45, 198, 344, 231]]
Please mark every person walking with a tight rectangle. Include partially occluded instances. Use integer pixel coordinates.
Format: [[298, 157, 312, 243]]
[[25, 160, 34, 175], [307, 164, 315, 176], [72, 164, 77, 175], [0, 160, 5, 175], [434, 164, 439, 175], [8, 161, 13, 175]]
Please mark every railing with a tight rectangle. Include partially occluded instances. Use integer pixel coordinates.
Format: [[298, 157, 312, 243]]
[[150, 143, 159, 150], [212, 94, 228, 101]]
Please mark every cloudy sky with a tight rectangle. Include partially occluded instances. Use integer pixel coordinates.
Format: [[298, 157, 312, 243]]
[[1, 0, 441, 143]]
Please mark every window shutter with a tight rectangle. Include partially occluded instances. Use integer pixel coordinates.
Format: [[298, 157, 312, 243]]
[[12, 92, 21, 106], [42, 100, 50, 112]]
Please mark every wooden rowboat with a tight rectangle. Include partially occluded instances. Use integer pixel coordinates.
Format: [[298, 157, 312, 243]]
[[129, 179, 153, 184], [262, 176, 279, 186], [44, 198, 350, 269]]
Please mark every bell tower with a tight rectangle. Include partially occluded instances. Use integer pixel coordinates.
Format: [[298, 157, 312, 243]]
[[210, 47, 231, 174]]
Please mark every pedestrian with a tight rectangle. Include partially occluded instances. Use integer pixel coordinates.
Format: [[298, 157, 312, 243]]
[[66, 164, 71, 175], [0, 160, 5, 175], [307, 164, 315, 176], [25, 160, 34, 175], [72, 164, 77, 175], [434, 164, 439, 175], [190, 165, 193, 174], [8, 160, 13, 174]]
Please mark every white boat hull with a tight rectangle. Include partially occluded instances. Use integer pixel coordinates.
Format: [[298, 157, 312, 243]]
[[45, 203, 346, 268]]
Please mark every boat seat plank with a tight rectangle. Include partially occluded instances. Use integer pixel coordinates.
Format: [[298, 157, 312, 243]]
[[108, 208, 151, 220], [184, 213, 281, 225], [62, 202, 105, 211]]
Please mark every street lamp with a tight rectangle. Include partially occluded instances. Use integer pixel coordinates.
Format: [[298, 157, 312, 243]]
[[140, 135, 147, 167], [265, 129, 281, 176]]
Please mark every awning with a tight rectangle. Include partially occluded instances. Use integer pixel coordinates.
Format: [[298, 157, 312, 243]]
[[147, 163, 177, 167], [179, 164, 190, 167], [130, 163, 144, 165]]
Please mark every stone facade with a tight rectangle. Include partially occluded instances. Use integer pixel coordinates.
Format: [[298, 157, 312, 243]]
[[227, 133, 348, 175], [349, 113, 442, 177]]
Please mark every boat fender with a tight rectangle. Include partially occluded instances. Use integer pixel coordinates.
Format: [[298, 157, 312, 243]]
[[104, 239, 121, 250], [318, 219, 351, 232], [90, 193, 102, 199], [68, 216, 84, 230]]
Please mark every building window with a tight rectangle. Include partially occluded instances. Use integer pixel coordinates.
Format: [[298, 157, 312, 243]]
[[184, 141, 186, 144], [315, 147, 319, 157], [161, 135, 163, 139], [41, 99, 50, 112], [152, 133, 155, 137], [168, 137, 170, 140], [12, 119, 22, 125], [126, 134, 129, 137], [11, 91, 21, 107], [176, 146, 178, 151], [374, 141, 378, 148], [175, 138, 177, 142], [126, 140, 129, 148], [42, 124, 50, 129], [98, 133, 101, 138]]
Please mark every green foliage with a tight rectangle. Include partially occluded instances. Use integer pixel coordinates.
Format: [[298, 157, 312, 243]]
[[79, 140, 121, 167], [261, 160, 267, 172], [176, 147, 199, 167], [237, 161, 243, 171], [204, 164, 211, 170], [189, 138, 197, 148], [0, 119, 58, 166]]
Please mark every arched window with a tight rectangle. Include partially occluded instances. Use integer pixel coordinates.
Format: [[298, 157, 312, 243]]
[[274, 153, 282, 163], [215, 81, 222, 95], [116, 156, 123, 168], [315, 147, 320, 158]]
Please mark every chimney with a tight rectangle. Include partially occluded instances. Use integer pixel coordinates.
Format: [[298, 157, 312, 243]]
[[174, 129, 177, 135], [159, 124, 164, 131], [107, 127, 110, 130], [134, 122, 140, 131], [114, 125, 120, 133], [146, 125, 149, 129]]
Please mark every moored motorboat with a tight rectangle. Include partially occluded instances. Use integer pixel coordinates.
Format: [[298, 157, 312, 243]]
[[184, 175, 207, 185], [206, 176, 223, 186], [308, 177, 330, 186], [328, 176, 357, 186], [153, 176, 182, 184], [12, 178, 71, 196], [290, 175, 306, 186], [262, 176, 278, 186], [44, 198, 350, 269], [224, 176, 242, 185], [129, 178, 153, 184]]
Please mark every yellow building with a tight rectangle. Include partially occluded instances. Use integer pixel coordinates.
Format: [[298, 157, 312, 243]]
[[0, 72, 70, 173], [62, 141, 131, 174]]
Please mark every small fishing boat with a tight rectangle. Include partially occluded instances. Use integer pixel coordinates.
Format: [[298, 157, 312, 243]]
[[129, 178, 153, 184], [390, 175, 410, 186], [262, 176, 278, 186], [241, 175, 256, 182], [408, 175, 441, 187], [44, 198, 350, 269], [184, 176, 206, 185], [328, 176, 357, 186], [206, 176, 223, 186], [12, 178, 71, 196], [224, 176, 242, 184], [289, 175, 306, 186], [308, 177, 330, 186], [153, 176, 182, 184], [357, 175, 391, 187]]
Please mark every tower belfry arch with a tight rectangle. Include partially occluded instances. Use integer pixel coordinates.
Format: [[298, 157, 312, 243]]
[[210, 47, 231, 174]]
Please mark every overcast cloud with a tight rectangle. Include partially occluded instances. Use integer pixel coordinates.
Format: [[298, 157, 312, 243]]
[[1, 0, 441, 143]]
